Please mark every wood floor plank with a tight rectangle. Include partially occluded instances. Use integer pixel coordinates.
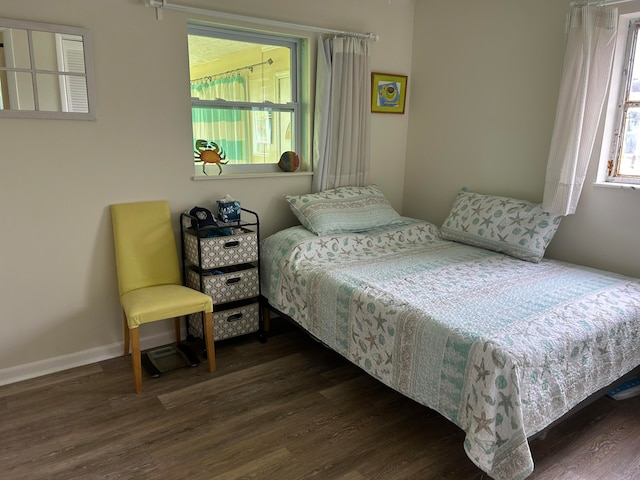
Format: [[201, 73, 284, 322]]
[[157, 352, 312, 408], [0, 317, 638, 479], [0, 364, 103, 399]]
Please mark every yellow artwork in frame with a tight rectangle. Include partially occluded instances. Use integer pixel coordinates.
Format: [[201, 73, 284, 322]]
[[371, 72, 408, 114]]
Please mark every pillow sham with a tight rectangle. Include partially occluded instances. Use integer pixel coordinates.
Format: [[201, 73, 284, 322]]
[[440, 188, 562, 263], [285, 185, 402, 235]]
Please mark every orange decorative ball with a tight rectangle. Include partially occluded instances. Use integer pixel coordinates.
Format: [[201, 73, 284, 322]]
[[278, 151, 300, 172]]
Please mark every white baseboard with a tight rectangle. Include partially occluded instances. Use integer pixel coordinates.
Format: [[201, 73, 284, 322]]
[[0, 330, 179, 387]]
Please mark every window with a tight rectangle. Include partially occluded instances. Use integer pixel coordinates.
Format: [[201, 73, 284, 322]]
[[188, 24, 302, 176], [56, 33, 89, 113], [604, 17, 640, 184], [0, 17, 95, 120]]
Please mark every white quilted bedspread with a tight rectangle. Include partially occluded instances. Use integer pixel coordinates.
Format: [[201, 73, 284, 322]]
[[261, 219, 640, 479]]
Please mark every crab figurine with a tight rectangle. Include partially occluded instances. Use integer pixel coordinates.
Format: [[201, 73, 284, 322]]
[[194, 139, 228, 175]]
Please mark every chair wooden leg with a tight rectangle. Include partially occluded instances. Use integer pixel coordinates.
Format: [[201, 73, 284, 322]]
[[130, 327, 142, 393], [123, 312, 130, 356], [173, 317, 181, 344], [203, 311, 216, 373]]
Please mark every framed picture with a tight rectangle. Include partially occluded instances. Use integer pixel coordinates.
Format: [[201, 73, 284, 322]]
[[371, 72, 408, 114]]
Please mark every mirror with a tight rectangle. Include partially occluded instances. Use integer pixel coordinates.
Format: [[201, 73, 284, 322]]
[[0, 17, 96, 119]]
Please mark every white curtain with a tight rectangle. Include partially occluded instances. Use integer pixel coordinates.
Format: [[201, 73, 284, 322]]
[[542, 6, 618, 215], [312, 36, 371, 193]]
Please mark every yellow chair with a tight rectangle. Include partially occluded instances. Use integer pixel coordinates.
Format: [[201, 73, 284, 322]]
[[110, 200, 215, 393]]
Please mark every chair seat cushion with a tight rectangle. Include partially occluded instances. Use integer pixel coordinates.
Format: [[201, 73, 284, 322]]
[[121, 284, 213, 328]]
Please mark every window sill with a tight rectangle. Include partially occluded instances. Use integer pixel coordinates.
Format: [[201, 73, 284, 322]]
[[192, 171, 313, 181], [593, 181, 640, 190]]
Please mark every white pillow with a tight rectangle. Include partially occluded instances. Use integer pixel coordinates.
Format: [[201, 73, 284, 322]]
[[440, 189, 562, 262], [286, 185, 402, 235]]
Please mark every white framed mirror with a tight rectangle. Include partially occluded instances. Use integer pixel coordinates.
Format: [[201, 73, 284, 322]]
[[0, 17, 96, 120]]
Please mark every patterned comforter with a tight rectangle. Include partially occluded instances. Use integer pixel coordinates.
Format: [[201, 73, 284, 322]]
[[260, 219, 640, 480]]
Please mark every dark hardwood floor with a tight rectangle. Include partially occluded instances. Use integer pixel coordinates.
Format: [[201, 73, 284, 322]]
[[1, 317, 639, 480]]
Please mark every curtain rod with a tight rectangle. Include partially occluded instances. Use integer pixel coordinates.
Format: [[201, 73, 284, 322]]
[[143, 0, 379, 41], [191, 58, 273, 84]]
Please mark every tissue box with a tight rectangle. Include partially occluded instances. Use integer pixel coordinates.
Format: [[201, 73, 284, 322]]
[[216, 199, 241, 222]]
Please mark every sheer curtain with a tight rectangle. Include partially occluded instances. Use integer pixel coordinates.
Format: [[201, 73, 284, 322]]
[[542, 5, 618, 215], [191, 75, 248, 161], [312, 36, 371, 193]]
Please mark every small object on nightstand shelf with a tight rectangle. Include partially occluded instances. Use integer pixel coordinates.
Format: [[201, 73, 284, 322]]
[[189, 206, 217, 229], [188, 206, 232, 237], [216, 194, 241, 222]]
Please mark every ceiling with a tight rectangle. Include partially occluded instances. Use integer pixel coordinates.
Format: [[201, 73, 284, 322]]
[[188, 35, 256, 67]]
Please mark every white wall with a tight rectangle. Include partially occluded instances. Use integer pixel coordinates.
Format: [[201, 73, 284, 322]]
[[404, 0, 640, 278], [0, 0, 415, 383]]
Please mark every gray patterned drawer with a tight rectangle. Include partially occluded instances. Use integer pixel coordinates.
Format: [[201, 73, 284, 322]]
[[186, 266, 259, 305], [184, 228, 258, 269], [188, 301, 260, 341]]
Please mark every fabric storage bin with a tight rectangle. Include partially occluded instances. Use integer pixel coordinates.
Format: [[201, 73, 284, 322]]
[[184, 228, 258, 269], [188, 301, 260, 341], [186, 266, 259, 305]]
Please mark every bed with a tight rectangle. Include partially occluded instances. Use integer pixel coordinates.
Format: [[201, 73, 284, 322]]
[[260, 185, 640, 480]]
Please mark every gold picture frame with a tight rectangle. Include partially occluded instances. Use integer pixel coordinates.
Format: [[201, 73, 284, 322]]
[[371, 72, 408, 114]]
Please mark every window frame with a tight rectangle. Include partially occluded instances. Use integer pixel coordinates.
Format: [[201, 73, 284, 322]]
[[56, 33, 89, 114], [599, 14, 640, 186], [0, 17, 96, 120], [187, 23, 304, 176]]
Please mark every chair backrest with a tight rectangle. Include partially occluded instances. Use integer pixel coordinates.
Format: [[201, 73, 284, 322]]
[[110, 200, 182, 297]]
